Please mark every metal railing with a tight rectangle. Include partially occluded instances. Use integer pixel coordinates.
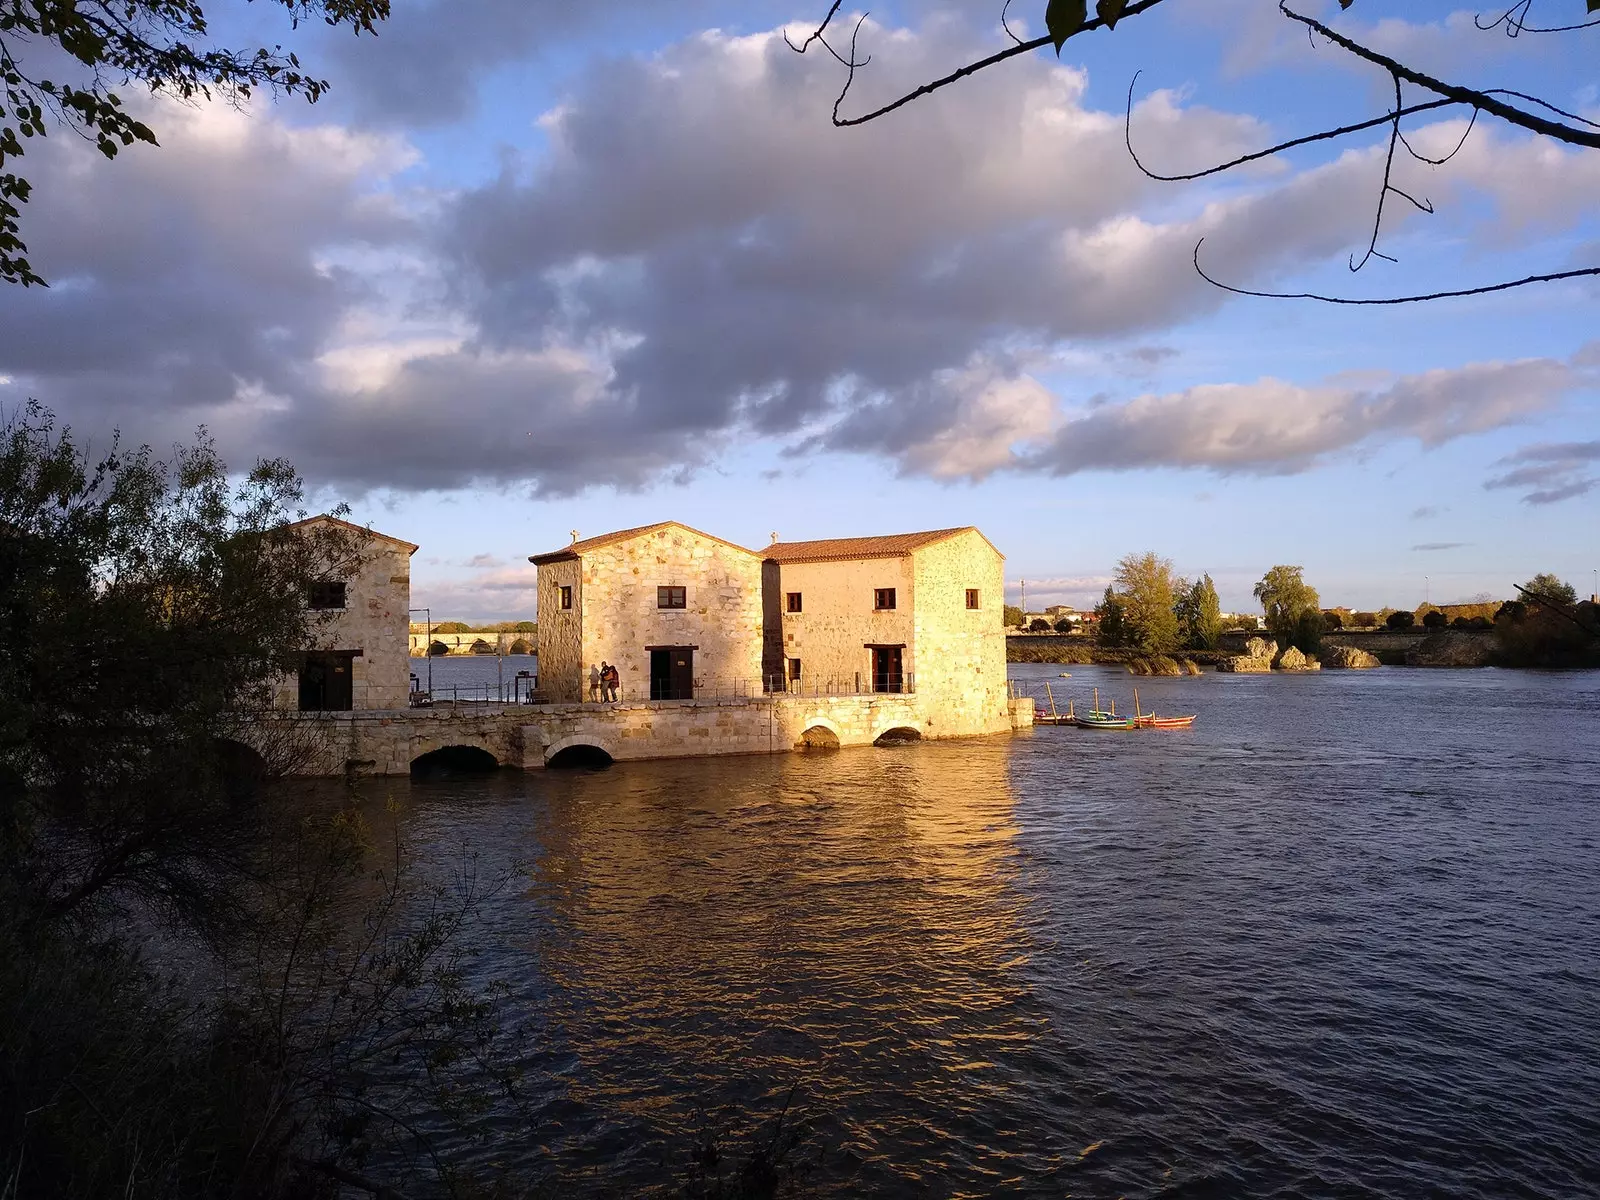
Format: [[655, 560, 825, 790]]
[[570, 673, 917, 704], [409, 669, 543, 707]]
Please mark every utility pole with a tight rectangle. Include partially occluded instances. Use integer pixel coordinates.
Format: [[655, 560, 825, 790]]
[[1021, 579, 1026, 613], [1425, 576, 1429, 606]]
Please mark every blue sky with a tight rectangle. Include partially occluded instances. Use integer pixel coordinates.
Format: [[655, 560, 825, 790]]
[[1, 0, 1596, 616]]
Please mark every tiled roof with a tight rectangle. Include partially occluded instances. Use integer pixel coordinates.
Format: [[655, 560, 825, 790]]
[[528, 521, 759, 565], [281, 514, 419, 553], [764, 527, 991, 564]]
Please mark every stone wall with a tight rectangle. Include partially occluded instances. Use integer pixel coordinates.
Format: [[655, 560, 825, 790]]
[[407, 631, 536, 656], [774, 555, 916, 691], [578, 527, 764, 701], [536, 557, 584, 701], [911, 530, 1009, 737], [272, 529, 413, 711]]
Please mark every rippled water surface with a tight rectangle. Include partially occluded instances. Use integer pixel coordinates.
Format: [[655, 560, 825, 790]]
[[331, 664, 1600, 1196]]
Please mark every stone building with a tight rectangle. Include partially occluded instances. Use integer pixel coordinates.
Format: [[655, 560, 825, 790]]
[[272, 516, 417, 712], [529, 522, 765, 703], [763, 527, 1011, 737]]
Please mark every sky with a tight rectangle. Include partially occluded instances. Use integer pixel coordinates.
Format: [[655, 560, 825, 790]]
[[1, 0, 1596, 618]]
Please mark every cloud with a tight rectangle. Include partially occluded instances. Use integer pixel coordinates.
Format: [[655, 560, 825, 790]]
[[1484, 439, 1600, 505], [1411, 542, 1468, 552], [1410, 505, 1444, 519]]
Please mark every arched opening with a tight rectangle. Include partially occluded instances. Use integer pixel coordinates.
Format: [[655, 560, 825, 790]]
[[428, 640, 450, 657], [214, 738, 269, 800], [799, 725, 841, 751], [508, 637, 533, 655], [873, 727, 922, 747], [545, 744, 614, 769], [471, 638, 495, 655], [410, 745, 499, 779]]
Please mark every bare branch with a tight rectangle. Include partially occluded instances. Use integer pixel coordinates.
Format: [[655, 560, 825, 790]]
[[1193, 238, 1600, 305]]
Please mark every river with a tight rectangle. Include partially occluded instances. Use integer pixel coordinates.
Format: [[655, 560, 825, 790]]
[[321, 661, 1600, 1196]]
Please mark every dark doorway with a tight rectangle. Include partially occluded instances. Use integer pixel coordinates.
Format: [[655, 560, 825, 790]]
[[299, 651, 357, 711], [650, 647, 694, 700], [871, 645, 903, 694]]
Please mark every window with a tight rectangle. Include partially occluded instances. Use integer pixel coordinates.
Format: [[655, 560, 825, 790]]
[[559, 585, 573, 611], [786, 592, 803, 613], [658, 585, 687, 609], [307, 581, 346, 611], [874, 588, 896, 611], [966, 589, 980, 610]]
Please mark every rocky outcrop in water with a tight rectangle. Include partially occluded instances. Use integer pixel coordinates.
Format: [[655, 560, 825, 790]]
[[1322, 644, 1381, 669], [1274, 646, 1320, 671], [1217, 638, 1275, 673], [1406, 630, 1494, 668]]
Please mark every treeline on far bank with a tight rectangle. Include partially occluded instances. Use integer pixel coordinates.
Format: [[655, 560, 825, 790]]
[[1010, 557, 1599, 670]]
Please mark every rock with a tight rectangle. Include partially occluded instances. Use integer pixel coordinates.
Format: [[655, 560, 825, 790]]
[[1275, 645, 1309, 671], [1322, 644, 1381, 669], [1405, 629, 1494, 668], [1217, 638, 1276, 673]]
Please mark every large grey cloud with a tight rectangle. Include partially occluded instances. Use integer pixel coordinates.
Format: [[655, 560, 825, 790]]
[[2, 13, 1597, 499], [1484, 439, 1600, 505]]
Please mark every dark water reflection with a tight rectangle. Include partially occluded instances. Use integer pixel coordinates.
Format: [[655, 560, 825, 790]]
[[314, 664, 1600, 1196]]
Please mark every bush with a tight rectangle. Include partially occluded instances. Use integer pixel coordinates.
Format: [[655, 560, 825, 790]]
[[1323, 610, 1345, 630], [1422, 609, 1446, 629], [1053, 618, 1073, 632], [1352, 612, 1377, 628], [432, 621, 471, 633], [1028, 617, 1050, 632], [1387, 610, 1416, 630]]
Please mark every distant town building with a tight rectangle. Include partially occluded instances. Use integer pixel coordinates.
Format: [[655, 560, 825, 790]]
[[274, 516, 417, 712]]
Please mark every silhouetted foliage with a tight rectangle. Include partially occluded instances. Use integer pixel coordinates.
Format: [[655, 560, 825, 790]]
[[1386, 610, 1416, 630], [1323, 610, 1344, 631], [1423, 609, 1447, 629], [1028, 617, 1050, 632]]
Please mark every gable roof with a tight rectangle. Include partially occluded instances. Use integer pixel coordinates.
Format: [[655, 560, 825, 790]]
[[528, 521, 759, 566], [764, 526, 999, 564], [282, 514, 419, 554]]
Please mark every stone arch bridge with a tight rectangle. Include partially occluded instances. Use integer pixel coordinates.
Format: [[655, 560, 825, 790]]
[[245, 693, 1030, 777]]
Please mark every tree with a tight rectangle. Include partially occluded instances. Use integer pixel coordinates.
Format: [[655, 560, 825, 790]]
[[1003, 604, 1025, 627], [1028, 616, 1050, 632], [1518, 572, 1579, 609], [513, 620, 538, 632], [1094, 584, 1126, 648], [0, 401, 363, 927], [1110, 551, 1179, 653], [1422, 609, 1447, 629], [1053, 617, 1073, 633], [1, 0, 389, 285], [793, 1, 1600, 304], [1253, 565, 1320, 652], [1323, 610, 1344, 631], [1387, 610, 1416, 630], [1174, 573, 1222, 650], [433, 620, 471, 634]]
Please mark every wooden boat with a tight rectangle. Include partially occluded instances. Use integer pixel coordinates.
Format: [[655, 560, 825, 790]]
[[1072, 712, 1138, 730], [1131, 687, 1196, 730]]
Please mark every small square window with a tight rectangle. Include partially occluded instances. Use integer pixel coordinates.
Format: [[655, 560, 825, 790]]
[[966, 589, 980, 610], [874, 588, 896, 611], [786, 592, 803, 613], [559, 585, 573, 611], [658, 585, 687, 609], [308, 581, 346, 610]]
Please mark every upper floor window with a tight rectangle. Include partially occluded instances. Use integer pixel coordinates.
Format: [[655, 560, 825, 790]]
[[307, 581, 346, 611], [658, 585, 687, 609], [559, 585, 573, 611], [874, 588, 896, 611], [786, 592, 803, 613], [966, 589, 980, 610]]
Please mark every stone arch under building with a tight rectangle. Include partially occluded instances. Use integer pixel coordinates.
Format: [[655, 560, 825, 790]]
[[873, 724, 923, 747], [797, 718, 842, 750], [411, 744, 500, 778], [543, 735, 615, 769]]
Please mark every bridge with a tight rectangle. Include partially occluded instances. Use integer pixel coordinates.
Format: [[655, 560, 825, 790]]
[[407, 630, 535, 656], [241, 693, 1034, 777]]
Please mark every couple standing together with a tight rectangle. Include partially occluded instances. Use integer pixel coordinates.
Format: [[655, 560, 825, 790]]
[[589, 662, 620, 702]]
